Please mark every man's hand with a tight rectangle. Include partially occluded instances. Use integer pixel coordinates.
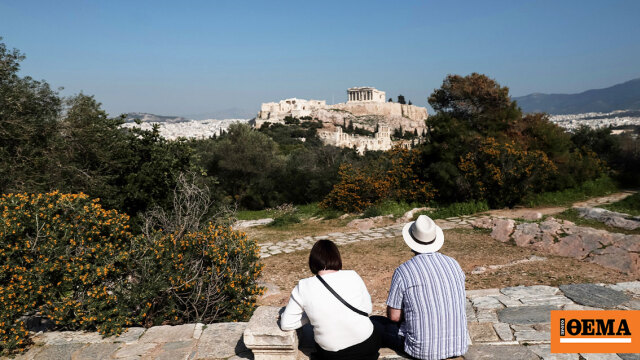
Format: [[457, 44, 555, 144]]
[[387, 306, 402, 322]]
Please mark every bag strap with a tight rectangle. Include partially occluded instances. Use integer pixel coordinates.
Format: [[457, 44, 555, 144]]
[[316, 275, 368, 317]]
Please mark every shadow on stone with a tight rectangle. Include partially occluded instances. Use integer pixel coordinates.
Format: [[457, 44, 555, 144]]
[[559, 283, 631, 309], [497, 305, 560, 325]]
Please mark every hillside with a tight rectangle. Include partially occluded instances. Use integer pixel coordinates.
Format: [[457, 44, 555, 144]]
[[514, 78, 640, 114]]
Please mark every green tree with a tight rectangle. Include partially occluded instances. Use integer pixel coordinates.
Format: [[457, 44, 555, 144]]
[[0, 39, 62, 194], [200, 123, 285, 209], [397, 95, 406, 104], [428, 73, 519, 136], [55, 94, 193, 217]]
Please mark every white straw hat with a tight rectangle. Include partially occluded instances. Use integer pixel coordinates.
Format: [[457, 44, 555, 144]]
[[402, 215, 444, 253]]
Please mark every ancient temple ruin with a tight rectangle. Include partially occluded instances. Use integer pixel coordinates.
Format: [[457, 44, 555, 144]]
[[347, 87, 386, 103], [254, 87, 428, 153]]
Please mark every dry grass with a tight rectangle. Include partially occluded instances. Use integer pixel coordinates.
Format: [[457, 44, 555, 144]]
[[258, 228, 636, 314]]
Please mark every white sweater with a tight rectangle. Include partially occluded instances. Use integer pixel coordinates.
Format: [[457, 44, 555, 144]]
[[280, 270, 374, 352]]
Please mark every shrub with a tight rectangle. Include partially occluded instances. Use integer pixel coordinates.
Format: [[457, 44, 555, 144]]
[[267, 204, 301, 227], [0, 192, 136, 355], [131, 224, 263, 325], [459, 138, 557, 207], [386, 147, 435, 204], [320, 164, 391, 213], [415, 200, 489, 220], [524, 176, 618, 207], [361, 205, 383, 218], [0, 191, 264, 354], [362, 201, 418, 219], [321, 148, 435, 213]]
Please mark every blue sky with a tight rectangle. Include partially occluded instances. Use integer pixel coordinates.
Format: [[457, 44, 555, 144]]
[[1, 0, 639, 118]]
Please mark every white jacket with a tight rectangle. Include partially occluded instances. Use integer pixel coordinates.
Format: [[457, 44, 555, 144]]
[[280, 270, 374, 352]]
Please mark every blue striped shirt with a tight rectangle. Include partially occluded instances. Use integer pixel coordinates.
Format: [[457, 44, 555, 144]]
[[386, 253, 469, 360]]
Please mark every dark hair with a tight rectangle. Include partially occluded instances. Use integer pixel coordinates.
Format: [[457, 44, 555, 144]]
[[308, 240, 342, 275]]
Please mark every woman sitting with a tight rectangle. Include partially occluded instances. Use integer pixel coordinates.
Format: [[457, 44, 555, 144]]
[[280, 239, 379, 360]]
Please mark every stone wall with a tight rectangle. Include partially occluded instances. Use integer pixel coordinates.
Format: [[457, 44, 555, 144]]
[[318, 125, 396, 154], [330, 102, 427, 124], [256, 98, 327, 127]]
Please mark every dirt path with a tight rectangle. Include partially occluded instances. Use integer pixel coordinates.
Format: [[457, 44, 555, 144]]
[[483, 190, 636, 219]]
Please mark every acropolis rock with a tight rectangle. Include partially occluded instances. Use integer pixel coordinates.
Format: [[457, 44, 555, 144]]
[[254, 87, 428, 152]]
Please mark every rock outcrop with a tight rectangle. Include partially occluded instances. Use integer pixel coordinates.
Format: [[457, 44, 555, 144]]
[[479, 217, 640, 276], [575, 206, 640, 230]]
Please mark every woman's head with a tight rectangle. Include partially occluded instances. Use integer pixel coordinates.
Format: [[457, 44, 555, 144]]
[[308, 239, 342, 275]]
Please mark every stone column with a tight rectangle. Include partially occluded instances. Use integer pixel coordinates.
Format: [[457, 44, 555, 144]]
[[244, 306, 298, 360]]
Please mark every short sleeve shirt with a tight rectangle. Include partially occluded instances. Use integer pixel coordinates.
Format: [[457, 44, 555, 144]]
[[387, 253, 469, 360]]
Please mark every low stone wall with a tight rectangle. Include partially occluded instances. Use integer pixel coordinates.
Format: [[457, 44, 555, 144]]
[[243, 306, 298, 360]]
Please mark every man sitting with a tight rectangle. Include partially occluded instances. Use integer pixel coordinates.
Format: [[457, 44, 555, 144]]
[[372, 215, 469, 360]]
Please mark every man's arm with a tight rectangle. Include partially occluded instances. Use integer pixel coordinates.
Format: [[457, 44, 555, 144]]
[[387, 306, 402, 322], [386, 268, 405, 322]]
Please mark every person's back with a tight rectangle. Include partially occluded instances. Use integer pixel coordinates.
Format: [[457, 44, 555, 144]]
[[388, 252, 468, 359], [280, 240, 379, 360], [281, 270, 374, 351]]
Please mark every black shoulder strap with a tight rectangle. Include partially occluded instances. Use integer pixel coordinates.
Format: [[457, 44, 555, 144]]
[[316, 275, 368, 317]]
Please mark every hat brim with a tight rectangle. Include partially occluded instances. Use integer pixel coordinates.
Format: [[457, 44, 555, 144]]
[[402, 221, 444, 253]]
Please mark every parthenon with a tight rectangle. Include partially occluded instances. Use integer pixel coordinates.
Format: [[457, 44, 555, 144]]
[[347, 87, 386, 103]]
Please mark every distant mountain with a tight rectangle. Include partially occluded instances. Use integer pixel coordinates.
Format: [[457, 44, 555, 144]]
[[514, 78, 640, 114], [124, 112, 188, 123]]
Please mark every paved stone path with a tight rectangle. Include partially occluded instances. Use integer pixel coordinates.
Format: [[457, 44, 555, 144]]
[[258, 192, 637, 258], [10, 281, 639, 360]]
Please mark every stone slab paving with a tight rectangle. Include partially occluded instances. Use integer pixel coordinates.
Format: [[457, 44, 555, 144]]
[[8, 281, 638, 359], [256, 215, 492, 258], [559, 283, 631, 308]]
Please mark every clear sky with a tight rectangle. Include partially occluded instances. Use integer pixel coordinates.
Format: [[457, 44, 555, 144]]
[[1, 0, 639, 118]]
